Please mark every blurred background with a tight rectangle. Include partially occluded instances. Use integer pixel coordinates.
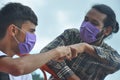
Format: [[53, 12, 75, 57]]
[[0, 0, 120, 80]]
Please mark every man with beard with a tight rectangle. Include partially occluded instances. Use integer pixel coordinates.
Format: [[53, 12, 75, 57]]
[[40, 4, 120, 80]]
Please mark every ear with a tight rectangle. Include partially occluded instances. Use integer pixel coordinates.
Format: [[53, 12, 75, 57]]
[[103, 26, 112, 36], [7, 24, 18, 36]]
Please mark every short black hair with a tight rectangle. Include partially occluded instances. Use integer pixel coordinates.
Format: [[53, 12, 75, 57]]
[[92, 4, 119, 34], [0, 2, 38, 39]]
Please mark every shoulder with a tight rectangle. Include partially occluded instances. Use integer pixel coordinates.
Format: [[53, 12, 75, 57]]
[[63, 28, 81, 44], [63, 28, 80, 37], [101, 42, 116, 51], [64, 28, 80, 34]]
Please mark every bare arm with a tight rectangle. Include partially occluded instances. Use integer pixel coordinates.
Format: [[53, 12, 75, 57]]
[[0, 46, 73, 76]]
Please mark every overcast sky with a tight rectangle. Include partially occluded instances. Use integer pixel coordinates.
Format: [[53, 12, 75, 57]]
[[0, 0, 120, 80]]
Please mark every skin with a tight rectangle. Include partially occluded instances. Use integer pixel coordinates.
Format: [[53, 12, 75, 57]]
[[65, 8, 112, 80], [0, 21, 77, 76]]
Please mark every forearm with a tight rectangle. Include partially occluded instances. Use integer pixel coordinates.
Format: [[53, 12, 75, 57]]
[[69, 43, 108, 65], [17, 49, 59, 74], [45, 60, 78, 80], [1, 49, 60, 76], [67, 74, 80, 80]]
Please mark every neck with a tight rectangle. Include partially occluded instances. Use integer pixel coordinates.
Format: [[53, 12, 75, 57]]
[[91, 36, 104, 46], [0, 38, 15, 57], [93, 40, 103, 46]]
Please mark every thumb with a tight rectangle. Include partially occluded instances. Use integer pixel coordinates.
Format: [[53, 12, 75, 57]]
[[70, 47, 78, 58]]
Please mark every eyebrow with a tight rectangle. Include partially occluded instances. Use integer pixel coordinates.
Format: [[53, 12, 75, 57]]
[[92, 19, 99, 23], [30, 28, 36, 32], [85, 16, 99, 25]]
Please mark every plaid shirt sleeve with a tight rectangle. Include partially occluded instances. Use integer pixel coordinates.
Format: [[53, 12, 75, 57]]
[[93, 43, 120, 72], [40, 28, 80, 79]]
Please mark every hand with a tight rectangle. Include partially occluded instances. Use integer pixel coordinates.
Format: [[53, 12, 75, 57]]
[[69, 43, 95, 56], [68, 43, 86, 54], [54, 46, 77, 62]]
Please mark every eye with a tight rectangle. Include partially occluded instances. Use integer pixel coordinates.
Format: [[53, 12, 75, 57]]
[[84, 16, 89, 21], [91, 21, 99, 26], [29, 29, 35, 33]]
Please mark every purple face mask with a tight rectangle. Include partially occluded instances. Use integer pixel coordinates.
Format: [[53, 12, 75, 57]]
[[18, 32, 36, 54], [80, 21, 100, 43], [14, 32, 36, 55]]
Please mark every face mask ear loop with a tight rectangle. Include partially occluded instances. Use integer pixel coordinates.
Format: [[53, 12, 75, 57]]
[[13, 35, 20, 44], [15, 26, 28, 41], [16, 26, 26, 34], [15, 26, 27, 39]]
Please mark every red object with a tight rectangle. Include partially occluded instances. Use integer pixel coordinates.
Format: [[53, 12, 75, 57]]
[[40, 64, 60, 80]]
